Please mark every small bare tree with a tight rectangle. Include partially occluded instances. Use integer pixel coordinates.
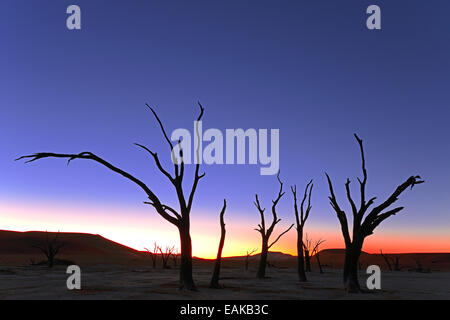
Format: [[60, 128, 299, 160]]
[[159, 246, 174, 269], [380, 250, 402, 272], [210, 199, 227, 289], [313, 239, 326, 274], [303, 234, 313, 272], [31, 231, 65, 268], [254, 174, 294, 279], [303, 235, 324, 273], [245, 248, 257, 271], [172, 248, 179, 267], [144, 242, 159, 268], [291, 180, 313, 281], [159, 246, 175, 269], [326, 134, 424, 292], [380, 249, 392, 271], [17, 103, 206, 290]]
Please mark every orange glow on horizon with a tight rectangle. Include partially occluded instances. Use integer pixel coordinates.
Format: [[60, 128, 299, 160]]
[[0, 199, 448, 258]]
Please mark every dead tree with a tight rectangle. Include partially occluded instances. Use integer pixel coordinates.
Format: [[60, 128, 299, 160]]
[[326, 134, 424, 292], [303, 235, 324, 273], [31, 231, 65, 268], [380, 249, 393, 271], [17, 103, 206, 290], [245, 248, 257, 271], [254, 173, 294, 279], [144, 242, 159, 268], [291, 180, 313, 281], [313, 239, 325, 274], [303, 234, 313, 272], [210, 199, 227, 289], [159, 246, 174, 269], [380, 250, 402, 271], [172, 248, 179, 267], [393, 256, 401, 271]]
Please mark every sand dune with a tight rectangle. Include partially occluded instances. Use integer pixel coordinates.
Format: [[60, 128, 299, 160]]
[[1, 230, 449, 271]]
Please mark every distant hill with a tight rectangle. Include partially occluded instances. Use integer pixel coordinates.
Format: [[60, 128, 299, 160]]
[[1, 230, 448, 271], [316, 249, 450, 271], [0, 230, 144, 266]]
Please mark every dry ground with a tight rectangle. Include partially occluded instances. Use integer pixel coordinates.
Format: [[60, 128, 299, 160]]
[[0, 264, 449, 300]]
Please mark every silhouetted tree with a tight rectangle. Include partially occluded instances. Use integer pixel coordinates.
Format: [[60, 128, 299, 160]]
[[380, 250, 402, 272], [291, 180, 313, 281], [312, 238, 325, 274], [326, 134, 424, 292], [17, 103, 206, 290], [380, 249, 392, 271], [245, 248, 257, 271], [172, 248, 179, 267], [144, 242, 159, 268], [31, 231, 65, 268], [159, 246, 174, 269], [254, 173, 294, 279], [393, 256, 401, 271], [210, 199, 227, 289], [303, 234, 312, 272]]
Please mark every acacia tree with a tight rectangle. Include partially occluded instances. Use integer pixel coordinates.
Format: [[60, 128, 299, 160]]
[[291, 180, 313, 281], [17, 103, 206, 290], [31, 231, 65, 268], [254, 174, 294, 279], [325, 134, 424, 292], [210, 199, 227, 288]]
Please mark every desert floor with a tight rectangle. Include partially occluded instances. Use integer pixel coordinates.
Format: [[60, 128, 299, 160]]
[[0, 264, 449, 300]]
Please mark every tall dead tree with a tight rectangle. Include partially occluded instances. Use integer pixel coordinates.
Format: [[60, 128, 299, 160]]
[[254, 174, 294, 279], [31, 231, 65, 268], [245, 248, 257, 271], [17, 102, 207, 290], [326, 134, 424, 292], [210, 199, 227, 289], [291, 180, 313, 281]]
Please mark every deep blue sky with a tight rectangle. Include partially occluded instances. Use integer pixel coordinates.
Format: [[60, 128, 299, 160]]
[[1, 1, 449, 252]]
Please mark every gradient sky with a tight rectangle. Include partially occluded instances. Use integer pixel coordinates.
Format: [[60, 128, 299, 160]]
[[1, 1, 449, 258]]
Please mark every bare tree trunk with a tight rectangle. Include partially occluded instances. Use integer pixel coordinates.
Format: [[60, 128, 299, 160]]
[[343, 243, 363, 293], [297, 229, 307, 281], [210, 200, 227, 288], [380, 249, 393, 271], [178, 223, 196, 290], [305, 249, 311, 272], [48, 253, 54, 268], [394, 257, 401, 271], [257, 240, 269, 279], [291, 180, 313, 282], [315, 251, 323, 274]]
